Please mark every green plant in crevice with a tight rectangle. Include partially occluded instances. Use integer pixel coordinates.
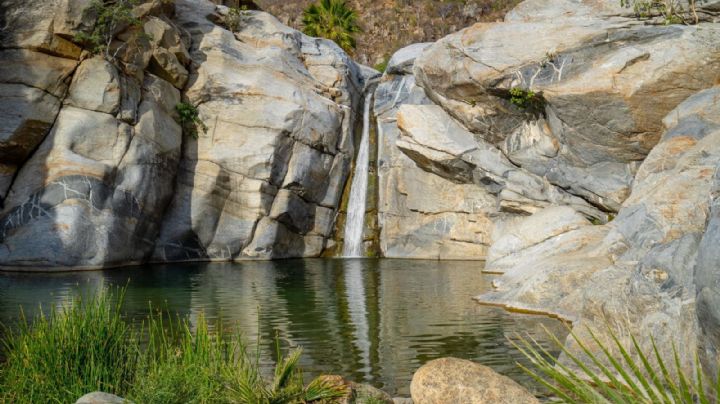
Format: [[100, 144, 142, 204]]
[[513, 324, 720, 403], [590, 217, 604, 225], [73, 0, 146, 61], [509, 87, 544, 111], [302, 0, 361, 53], [225, 5, 250, 32], [374, 57, 389, 73], [590, 213, 617, 225], [175, 102, 208, 139]]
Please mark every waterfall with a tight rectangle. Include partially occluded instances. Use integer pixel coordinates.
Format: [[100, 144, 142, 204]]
[[343, 81, 378, 258]]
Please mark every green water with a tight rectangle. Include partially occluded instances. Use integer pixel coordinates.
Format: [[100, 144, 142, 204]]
[[0, 259, 564, 396]]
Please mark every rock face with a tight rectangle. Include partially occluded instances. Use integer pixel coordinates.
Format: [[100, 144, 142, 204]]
[[0, 0, 184, 268], [374, 56, 495, 259], [375, 40, 606, 260], [373, 0, 720, 379], [0, 0, 368, 268], [414, 0, 720, 212], [410, 357, 539, 404], [151, 2, 367, 262], [478, 86, 720, 372]]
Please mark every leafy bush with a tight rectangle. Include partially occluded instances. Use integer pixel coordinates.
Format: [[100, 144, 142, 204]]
[[514, 325, 720, 403], [176, 102, 208, 139], [73, 0, 145, 61], [302, 0, 361, 53], [0, 288, 345, 404]]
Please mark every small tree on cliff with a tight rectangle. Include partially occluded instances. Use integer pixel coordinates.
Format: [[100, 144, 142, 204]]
[[73, 0, 144, 61], [302, 0, 361, 53]]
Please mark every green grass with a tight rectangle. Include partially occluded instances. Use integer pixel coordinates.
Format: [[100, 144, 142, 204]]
[[513, 324, 720, 403], [0, 288, 345, 403]]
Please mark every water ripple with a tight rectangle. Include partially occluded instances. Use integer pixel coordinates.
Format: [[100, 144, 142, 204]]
[[0, 259, 566, 397]]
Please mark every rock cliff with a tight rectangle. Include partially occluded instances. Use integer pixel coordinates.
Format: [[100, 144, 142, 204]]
[[372, 0, 720, 375], [0, 0, 371, 268]]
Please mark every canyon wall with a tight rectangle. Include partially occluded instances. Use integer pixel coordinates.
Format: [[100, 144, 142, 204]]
[[0, 0, 373, 268], [374, 0, 720, 374]]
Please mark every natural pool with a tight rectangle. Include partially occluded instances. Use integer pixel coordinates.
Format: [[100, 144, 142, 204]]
[[0, 259, 564, 397]]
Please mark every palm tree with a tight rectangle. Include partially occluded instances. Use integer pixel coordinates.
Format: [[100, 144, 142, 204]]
[[302, 0, 361, 53]]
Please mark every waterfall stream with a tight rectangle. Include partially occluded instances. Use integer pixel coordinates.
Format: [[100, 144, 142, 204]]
[[342, 82, 378, 257]]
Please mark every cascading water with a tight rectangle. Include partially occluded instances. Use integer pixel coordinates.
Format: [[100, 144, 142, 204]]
[[342, 80, 379, 257]]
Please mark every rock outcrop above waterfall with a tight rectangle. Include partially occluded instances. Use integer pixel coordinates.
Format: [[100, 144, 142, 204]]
[[0, 0, 369, 268]]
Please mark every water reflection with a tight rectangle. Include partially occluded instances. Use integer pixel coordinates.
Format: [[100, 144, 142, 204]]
[[0, 259, 565, 396]]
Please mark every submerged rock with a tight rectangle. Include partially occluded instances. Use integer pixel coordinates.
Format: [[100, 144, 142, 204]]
[[410, 358, 539, 404]]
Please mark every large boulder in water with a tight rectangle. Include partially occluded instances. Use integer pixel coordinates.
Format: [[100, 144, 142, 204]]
[[410, 358, 539, 404], [370, 0, 720, 379]]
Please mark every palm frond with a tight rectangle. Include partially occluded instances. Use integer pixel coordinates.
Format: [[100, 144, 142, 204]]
[[302, 0, 360, 52], [513, 324, 720, 403]]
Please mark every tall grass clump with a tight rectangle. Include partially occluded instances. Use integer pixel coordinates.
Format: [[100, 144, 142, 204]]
[[514, 325, 720, 403], [0, 288, 345, 404], [0, 289, 139, 403], [132, 313, 345, 403], [302, 0, 361, 53]]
